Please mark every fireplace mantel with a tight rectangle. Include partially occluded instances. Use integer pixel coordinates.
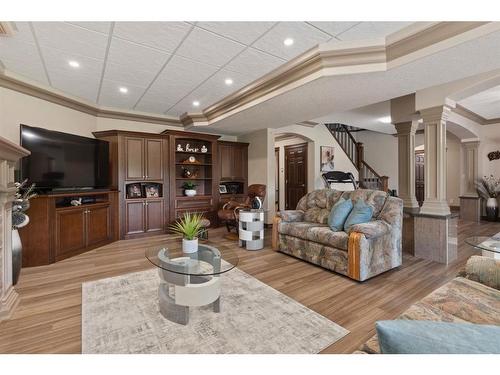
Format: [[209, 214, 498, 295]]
[[0, 136, 29, 321]]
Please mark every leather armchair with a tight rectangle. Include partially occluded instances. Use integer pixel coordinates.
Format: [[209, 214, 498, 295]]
[[218, 184, 266, 237]]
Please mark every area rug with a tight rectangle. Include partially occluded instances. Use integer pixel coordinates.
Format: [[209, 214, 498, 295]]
[[82, 267, 349, 354]]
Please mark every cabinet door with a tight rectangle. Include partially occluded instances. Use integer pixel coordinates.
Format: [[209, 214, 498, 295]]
[[55, 208, 86, 258], [125, 200, 145, 235], [86, 205, 111, 247], [145, 200, 164, 233], [125, 137, 145, 180], [145, 138, 163, 180], [218, 143, 233, 179], [232, 145, 247, 180]]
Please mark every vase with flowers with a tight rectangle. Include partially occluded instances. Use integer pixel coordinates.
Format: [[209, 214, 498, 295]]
[[11, 179, 37, 285], [475, 175, 500, 221]]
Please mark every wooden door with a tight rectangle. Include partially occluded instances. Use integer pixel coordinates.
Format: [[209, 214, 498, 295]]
[[415, 151, 425, 206], [285, 143, 308, 210], [125, 200, 145, 235], [145, 200, 164, 233], [86, 205, 111, 247], [145, 138, 163, 180], [125, 137, 144, 180], [218, 143, 233, 179], [55, 208, 86, 258]]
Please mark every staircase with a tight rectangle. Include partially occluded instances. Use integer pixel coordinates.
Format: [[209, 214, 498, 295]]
[[325, 123, 389, 192]]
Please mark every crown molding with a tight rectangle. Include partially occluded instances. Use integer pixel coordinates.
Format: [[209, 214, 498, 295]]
[[2, 22, 498, 131], [454, 104, 500, 125], [0, 72, 182, 127], [0, 22, 15, 36]]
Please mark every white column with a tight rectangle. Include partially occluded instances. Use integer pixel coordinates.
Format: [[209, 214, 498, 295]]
[[419, 106, 451, 216], [0, 137, 30, 321], [395, 120, 419, 211], [461, 140, 480, 197]]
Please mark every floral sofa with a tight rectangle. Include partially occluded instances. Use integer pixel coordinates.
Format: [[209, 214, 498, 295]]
[[357, 256, 500, 353], [272, 189, 403, 281]]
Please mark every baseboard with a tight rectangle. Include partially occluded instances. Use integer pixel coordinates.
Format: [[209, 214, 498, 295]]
[[0, 286, 20, 322]]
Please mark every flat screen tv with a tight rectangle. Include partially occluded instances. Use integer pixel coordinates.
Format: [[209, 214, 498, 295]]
[[20, 125, 110, 191]]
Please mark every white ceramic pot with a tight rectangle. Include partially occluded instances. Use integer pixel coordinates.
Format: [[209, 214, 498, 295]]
[[182, 238, 198, 253], [184, 189, 197, 197], [12, 229, 22, 285], [486, 197, 499, 221]]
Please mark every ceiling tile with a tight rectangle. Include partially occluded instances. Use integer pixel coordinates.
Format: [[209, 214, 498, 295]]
[[308, 22, 359, 37], [41, 46, 103, 102], [134, 97, 175, 114], [225, 48, 285, 79], [252, 22, 330, 60], [460, 85, 500, 119], [139, 54, 219, 107], [107, 37, 170, 73], [113, 22, 192, 53], [66, 22, 112, 34], [175, 27, 246, 67], [191, 69, 256, 104], [33, 22, 109, 60], [195, 22, 275, 45], [99, 79, 146, 108], [10, 22, 38, 44], [336, 22, 413, 41]]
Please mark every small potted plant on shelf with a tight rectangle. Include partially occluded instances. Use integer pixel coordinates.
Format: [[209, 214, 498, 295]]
[[475, 175, 500, 221], [169, 212, 204, 253], [182, 181, 197, 197]]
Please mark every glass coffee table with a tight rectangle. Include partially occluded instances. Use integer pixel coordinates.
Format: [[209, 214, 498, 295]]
[[145, 242, 239, 325], [465, 234, 500, 259]]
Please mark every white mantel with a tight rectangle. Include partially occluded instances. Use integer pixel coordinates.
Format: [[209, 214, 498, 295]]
[[0, 136, 29, 321]]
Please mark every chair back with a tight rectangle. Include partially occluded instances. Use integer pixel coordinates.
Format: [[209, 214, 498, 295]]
[[245, 184, 266, 206]]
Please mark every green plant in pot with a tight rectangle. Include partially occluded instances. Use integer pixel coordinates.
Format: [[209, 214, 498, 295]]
[[475, 175, 500, 221], [169, 212, 204, 253], [182, 181, 197, 197]]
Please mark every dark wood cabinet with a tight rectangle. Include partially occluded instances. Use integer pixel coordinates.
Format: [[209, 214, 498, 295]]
[[125, 137, 145, 180], [217, 141, 248, 181], [125, 199, 164, 236], [145, 138, 163, 180], [20, 191, 118, 267]]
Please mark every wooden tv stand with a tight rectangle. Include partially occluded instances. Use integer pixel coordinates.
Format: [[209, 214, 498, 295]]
[[19, 190, 119, 267]]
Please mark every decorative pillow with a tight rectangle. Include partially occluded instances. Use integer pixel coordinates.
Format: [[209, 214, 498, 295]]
[[376, 320, 500, 354], [327, 197, 353, 231], [344, 198, 373, 231]]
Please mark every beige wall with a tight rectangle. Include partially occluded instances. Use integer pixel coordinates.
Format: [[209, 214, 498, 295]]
[[0, 87, 238, 145]]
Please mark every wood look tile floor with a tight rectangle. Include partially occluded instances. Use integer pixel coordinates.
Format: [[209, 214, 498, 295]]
[[1, 219, 499, 354]]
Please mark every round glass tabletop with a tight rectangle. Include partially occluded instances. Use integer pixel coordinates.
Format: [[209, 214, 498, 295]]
[[145, 241, 239, 276], [465, 236, 500, 254]]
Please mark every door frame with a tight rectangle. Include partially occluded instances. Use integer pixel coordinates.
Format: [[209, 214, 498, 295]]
[[284, 142, 308, 210], [275, 147, 280, 211]]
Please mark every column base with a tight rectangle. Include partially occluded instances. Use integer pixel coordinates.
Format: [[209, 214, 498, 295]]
[[414, 213, 458, 264], [459, 196, 480, 222], [0, 286, 20, 322], [420, 199, 451, 216], [401, 196, 420, 211]]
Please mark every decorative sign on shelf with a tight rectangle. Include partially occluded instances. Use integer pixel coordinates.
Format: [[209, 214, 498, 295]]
[[488, 150, 500, 161], [176, 143, 209, 153]]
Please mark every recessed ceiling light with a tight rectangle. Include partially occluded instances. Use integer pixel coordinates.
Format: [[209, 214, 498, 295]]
[[192, 101, 200, 107], [68, 60, 80, 68], [119, 87, 128, 94], [225, 78, 233, 86], [378, 116, 392, 124], [283, 38, 294, 46]]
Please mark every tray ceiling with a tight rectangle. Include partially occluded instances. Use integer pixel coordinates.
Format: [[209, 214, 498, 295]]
[[0, 21, 412, 117]]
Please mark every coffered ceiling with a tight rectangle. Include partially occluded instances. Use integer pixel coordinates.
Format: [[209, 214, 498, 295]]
[[0, 21, 412, 117]]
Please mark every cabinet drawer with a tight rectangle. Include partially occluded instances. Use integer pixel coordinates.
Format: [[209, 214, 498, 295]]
[[176, 197, 212, 209]]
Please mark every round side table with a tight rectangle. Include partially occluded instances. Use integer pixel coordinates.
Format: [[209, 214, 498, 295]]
[[238, 209, 265, 250]]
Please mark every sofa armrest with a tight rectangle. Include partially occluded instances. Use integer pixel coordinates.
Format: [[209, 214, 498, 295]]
[[272, 216, 281, 251], [348, 220, 390, 239], [277, 210, 305, 222], [460, 256, 500, 290]]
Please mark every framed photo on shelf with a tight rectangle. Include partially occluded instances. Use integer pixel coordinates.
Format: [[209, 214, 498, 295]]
[[144, 183, 161, 198], [320, 146, 335, 172], [126, 183, 143, 199], [219, 184, 227, 194]]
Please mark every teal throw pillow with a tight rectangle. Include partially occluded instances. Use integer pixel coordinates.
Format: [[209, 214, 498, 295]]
[[327, 197, 353, 232], [376, 320, 500, 354], [344, 198, 373, 231]]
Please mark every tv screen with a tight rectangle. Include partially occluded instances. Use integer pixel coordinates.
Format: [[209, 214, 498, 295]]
[[20, 125, 110, 190]]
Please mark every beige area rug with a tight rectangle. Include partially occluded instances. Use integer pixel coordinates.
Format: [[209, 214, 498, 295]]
[[82, 266, 349, 354]]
